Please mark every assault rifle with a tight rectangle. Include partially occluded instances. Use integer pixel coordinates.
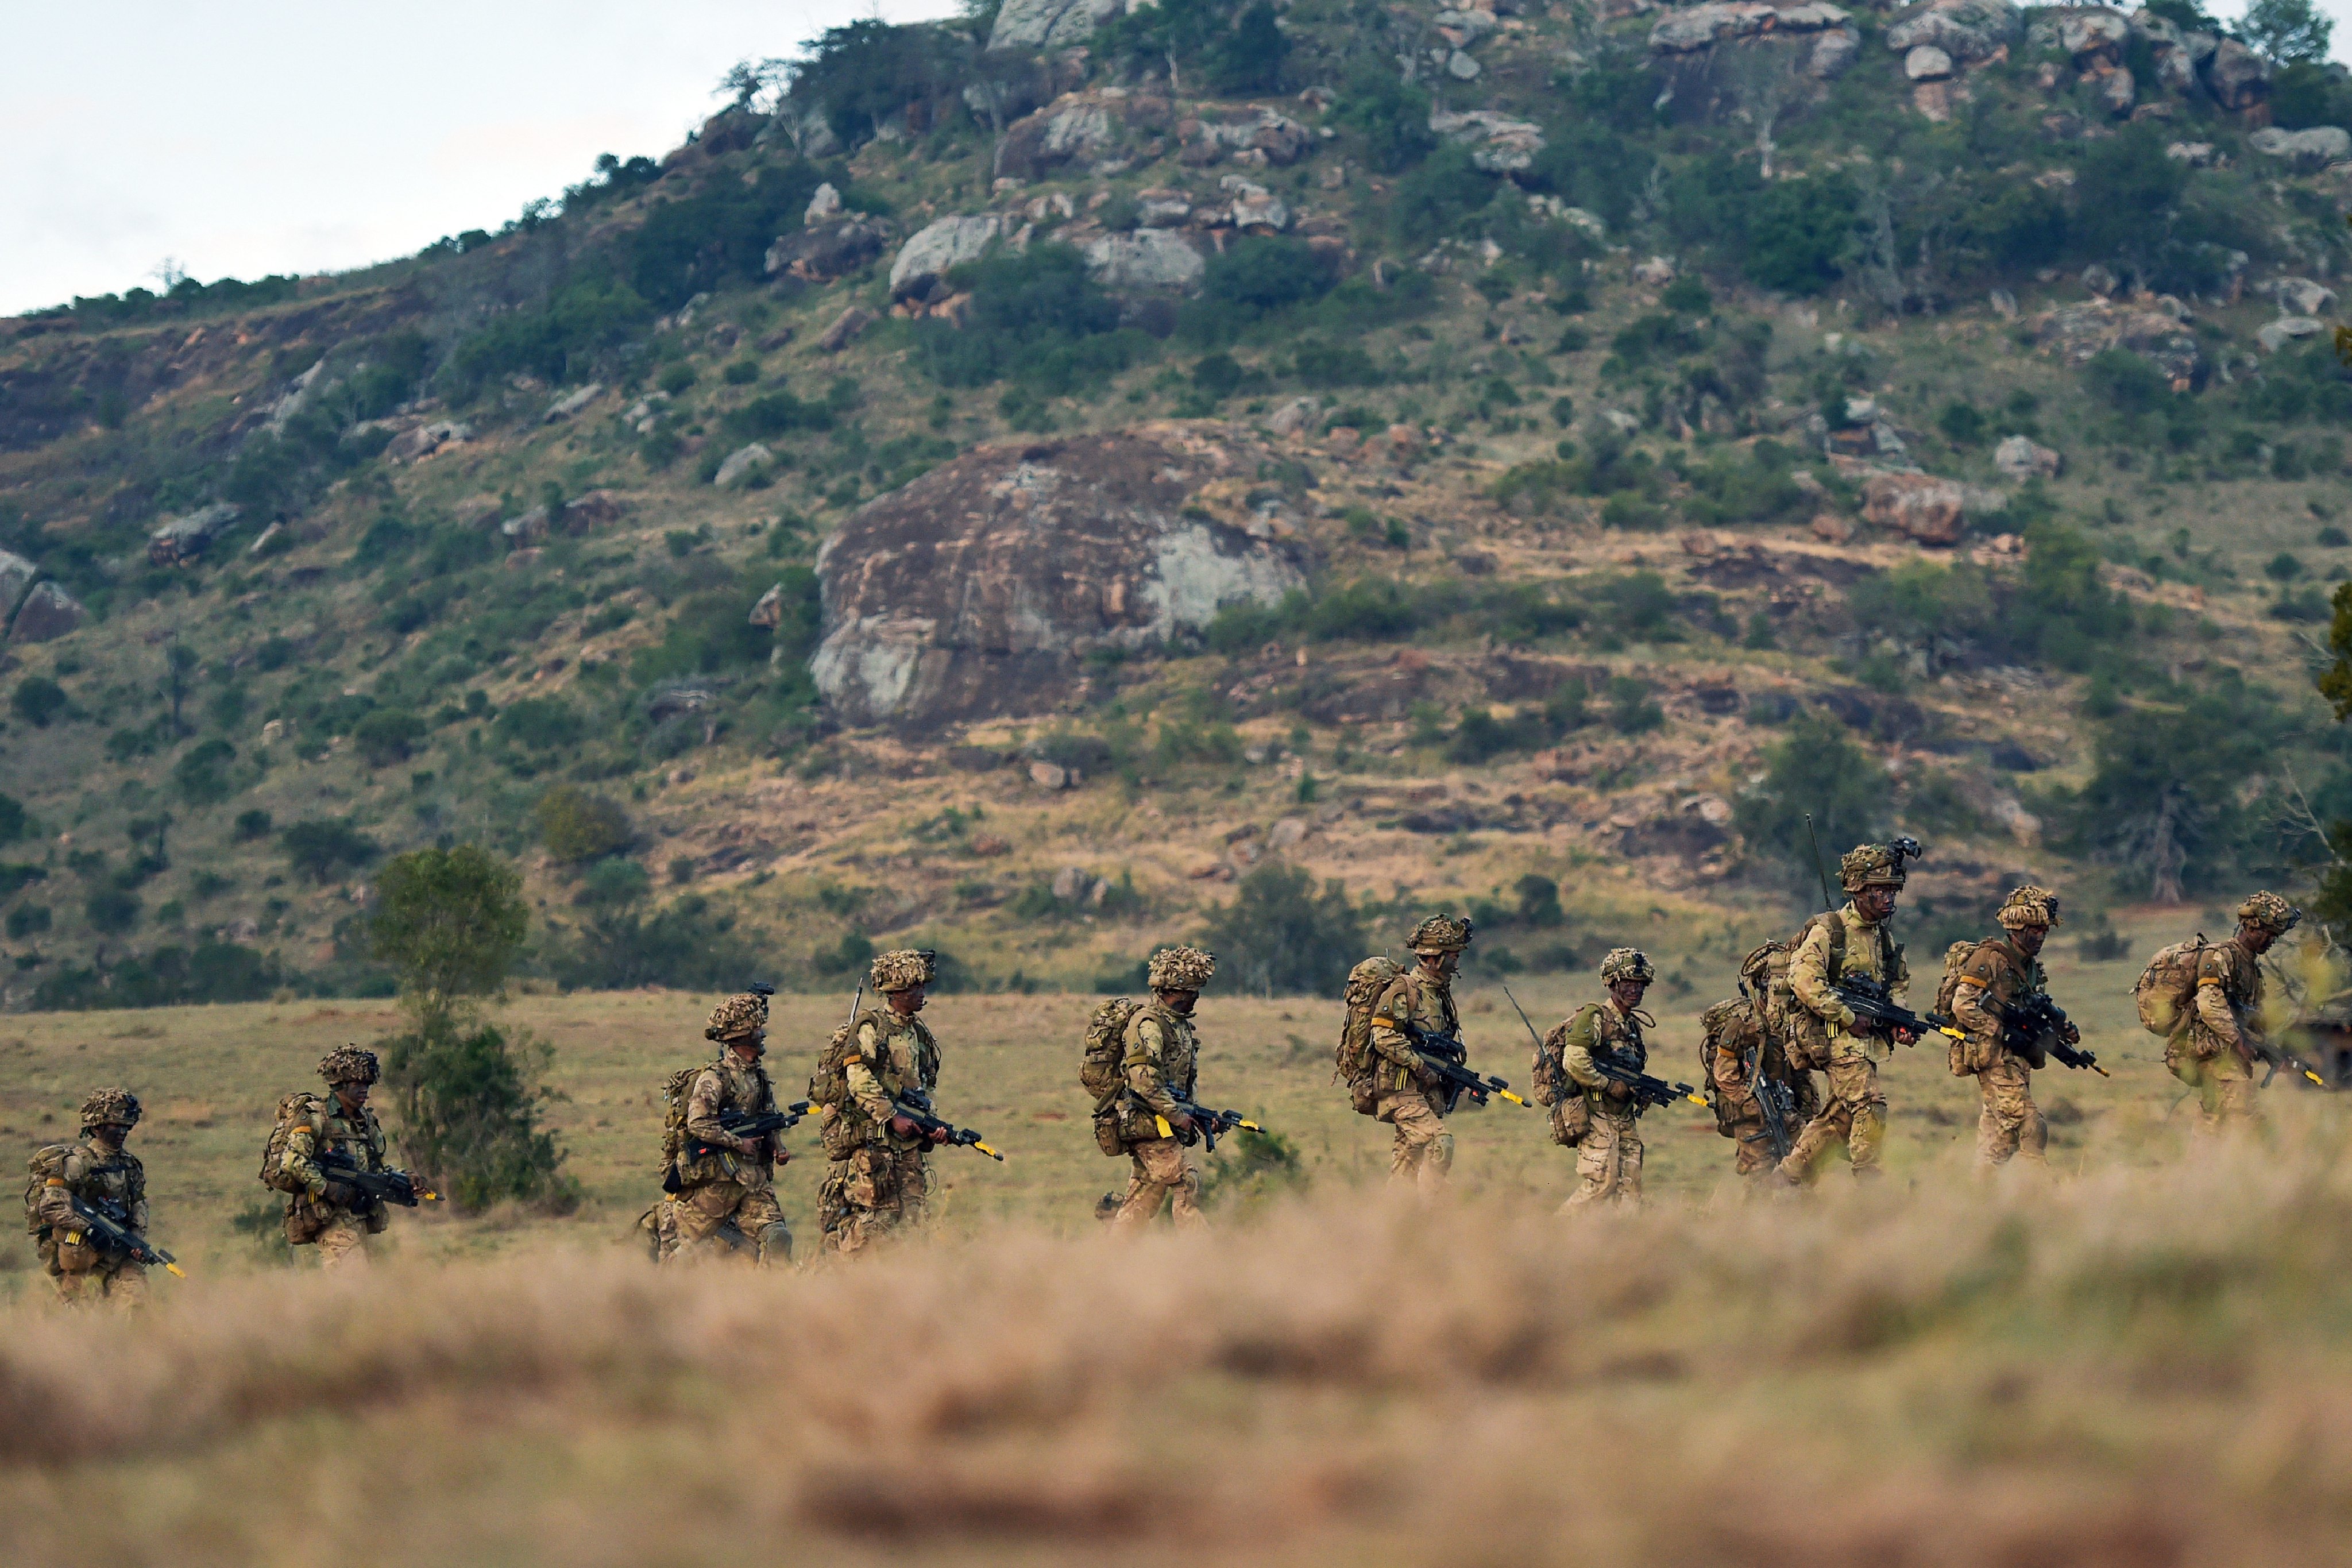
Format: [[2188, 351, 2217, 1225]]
[[1396, 1019, 1530, 1112], [319, 1148, 441, 1207], [1747, 1042, 1797, 1161], [2249, 1038, 2331, 1090], [2002, 995, 2108, 1077], [1589, 1048, 1711, 1112], [893, 1088, 1005, 1160], [1832, 976, 1966, 1049], [1154, 1091, 1264, 1154], [65, 1195, 186, 1277]]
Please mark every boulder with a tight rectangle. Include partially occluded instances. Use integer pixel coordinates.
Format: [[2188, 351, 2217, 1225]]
[[818, 305, 875, 353], [1884, 0, 2019, 64], [1811, 26, 1861, 76], [9, 580, 84, 643], [1137, 188, 1192, 226], [749, 582, 788, 629], [765, 216, 890, 282], [148, 502, 241, 565], [1906, 44, 1953, 80], [2249, 125, 2351, 171], [562, 489, 628, 532], [2098, 65, 2136, 118], [2033, 299, 2206, 388], [501, 506, 550, 544], [713, 443, 774, 487], [1860, 472, 1967, 545], [543, 383, 603, 423], [2204, 39, 2270, 111], [1268, 397, 1319, 437], [1446, 51, 1482, 79], [2258, 316, 2325, 352], [1221, 176, 1289, 230], [889, 214, 1002, 302], [2166, 140, 2217, 167], [805, 182, 843, 226], [1648, 2, 1776, 51], [1993, 434, 2063, 480], [2274, 276, 2339, 316], [1083, 229, 1206, 291], [1428, 109, 1546, 172], [384, 419, 472, 462], [2058, 9, 2129, 64], [0, 550, 36, 617], [1176, 105, 1314, 168], [992, 92, 1166, 180], [812, 427, 1310, 725], [987, 0, 1123, 51]]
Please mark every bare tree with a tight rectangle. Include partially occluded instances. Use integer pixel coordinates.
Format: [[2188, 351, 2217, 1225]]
[[1717, 39, 1801, 179]]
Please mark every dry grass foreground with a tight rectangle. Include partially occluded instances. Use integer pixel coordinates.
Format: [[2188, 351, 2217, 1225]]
[[0, 930, 2239, 1270], [5, 1113, 2352, 1566]]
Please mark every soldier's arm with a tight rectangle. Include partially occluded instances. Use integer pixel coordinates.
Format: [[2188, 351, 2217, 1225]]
[[126, 1161, 149, 1235], [1368, 979, 1425, 1068], [1949, 949, 2006, 1045], [1712, 1025, 1754, 1095], [34, 1167, 78, 1230], [280, 1121, 331, 1198], [844, 1018, 899, 1122], [1787, 922, 1855, 1028], [2194, 951, 2250, 1051], [683, 1068, 734, 1144], [1560, 1009, 1611, 1092], [1122, 1015, 1181, 1117]]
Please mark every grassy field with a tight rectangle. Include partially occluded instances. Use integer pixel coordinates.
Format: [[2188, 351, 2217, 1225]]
[[0, 902, 2311, 1283]]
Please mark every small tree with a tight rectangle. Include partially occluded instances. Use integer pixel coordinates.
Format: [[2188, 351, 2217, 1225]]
[[535, 785, 634, 862], [1198, 864, 1367, 995], [370, 845, 570, 1210], [1735, 708, 1889, 897], [2238, 0, 2332, 61]]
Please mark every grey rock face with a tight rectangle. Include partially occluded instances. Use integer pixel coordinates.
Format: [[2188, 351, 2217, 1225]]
[[2250, 125, 2350, 171], [813, 428, 1310, 725], [890, 215, 1003, 302], [9, 580, 84, 643], [0, 550, 36, 618], [987, 0, 1124, 51], [1083, 230, 1207, 291]]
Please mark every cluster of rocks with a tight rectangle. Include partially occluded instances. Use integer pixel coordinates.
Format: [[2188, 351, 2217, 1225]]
[[0, 549, 84, 644], [451, 489, 629, 547], [1647, 2, 1863, 120], [146, 502, 242, 566], [2031, 295, 2207, 389], [2018, 5, 2275, 121], [812, 427, 1309, 725]]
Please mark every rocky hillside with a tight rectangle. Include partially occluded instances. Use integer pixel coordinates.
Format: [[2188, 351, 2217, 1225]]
[[3, 0, 2351, 1009]]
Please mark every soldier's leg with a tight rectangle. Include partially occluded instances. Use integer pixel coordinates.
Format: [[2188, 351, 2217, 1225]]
[[1975, 1059, 2044, 1171], [1565, 1113, 1627, 1209], [818, 1163, 851, 1253], [673, 1181, 754, 1264], [1382, 1093, 1452, 1196], [2208, 1052, 2258, 1128], [736, 1184, 792, 1265], [1113, 1141, 1171, 1229], [1839, 1056, 1888, 1176], [45, 1235, 97, 1306], [1620, 1119, 1646, 1202], [97, 1261, 148, 1308], [894, 1151, 929, 1231], [833, 1147, 902, 1255], [1778, 1095, 1853, 1184], [315, 1215, 370, 1270]]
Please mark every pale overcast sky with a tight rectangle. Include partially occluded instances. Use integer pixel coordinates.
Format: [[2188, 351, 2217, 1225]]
[[2, 0, 2347, 319], [0, 1, 959, 318]]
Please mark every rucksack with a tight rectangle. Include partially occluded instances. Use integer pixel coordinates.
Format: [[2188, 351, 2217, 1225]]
[[659, 1063, 708, 1176], [258, 1092, 328, 1195], [2135, 936, 2210, 1036], [1532, 1007, 1597, 1108], [808, 1016, 864, 1109], [24, 1144, 67, 1235], [1698, 998, 1754, 1138], [1337, 956, 1404, 1113], [1080, 997, 1143, 1108], [1936, 940, 1986, 1077]]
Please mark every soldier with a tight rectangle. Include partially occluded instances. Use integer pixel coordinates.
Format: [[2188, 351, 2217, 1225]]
[[1778, 843, 1915, 1185], [671, 992, 793, 1265], [1557, 948, 1658, 1209], [278, 1046, 399, 1269], [1951, 885, 2071, 1174], [1367, 915, 1474, 1198], [817, 949, 947, 1254], [2169, 890, 2302, 1137], [1705, 945, 1819, 1185], [28, 1088, 152, 1307], [1109, 945, 1218, 1234]]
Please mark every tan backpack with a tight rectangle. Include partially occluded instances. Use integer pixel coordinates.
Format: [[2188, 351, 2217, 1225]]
[[808, 1017, 863, 1110], [1080, 998, 1143, 1106], [2135, 936, 2210, 1036], [1529, 1013, 1578, 1108], [659, 1063, 708, 1179], [1337, 956, 1403, 1114], [23, 1144, 67, 1235], [1698, 998, 1753, 1137], [258, 1092, 327, 1195]]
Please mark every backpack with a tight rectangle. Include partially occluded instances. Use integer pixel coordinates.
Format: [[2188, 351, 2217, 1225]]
[[1698, 999, 1752, 1138], [1337, 956, 1403, 1114], [258, 1092, 328, 1195], [1080, 998, 1143, 1107], [808, 1017, 863, 1109], [1529, 1015, 1577, 1108], [2135, 936, 2210, 1036], [24, 1144, 67, 1235], [659, 1063, 708, 1177], [1936, 940, 1986, 1077]]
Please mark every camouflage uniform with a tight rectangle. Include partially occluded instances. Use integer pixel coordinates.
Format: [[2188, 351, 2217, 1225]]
[[671, 992, 792, 1265], [1110, 946, 1216, 1234], [281, 1048, 392, 1269], [30, 1088, 150, 1307], [1559, 948, 1656, 1209], [1779, 845, 1911, 1184], [1951, 886, 2061, 1173], [1368, 916, 1473, 1198], [1706, 965, 1819, 1181], [2169, 891, 2301, 1137], [821, 949, 942, 1254]]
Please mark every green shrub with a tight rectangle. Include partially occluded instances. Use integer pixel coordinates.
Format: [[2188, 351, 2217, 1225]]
[[552, 894, 762, 990], [234, 808, 273, 841], [7, 904, 51, 939], [85, 886, 141, 934], [173, 738, 238, 805], [1335, 69, 1435, 173], [11, 677, 65, 728], [0, 792, 26, 845], [281, 818, 379, 883], [494, 697, 584, 752], [1734, 708, 1888, 889], [1198, 863, 1365, 995], [535, 785, 634, 862], [1744, 176, 1858, 294], [915, 244, 1138, 392], [353, 709, 427, 767]]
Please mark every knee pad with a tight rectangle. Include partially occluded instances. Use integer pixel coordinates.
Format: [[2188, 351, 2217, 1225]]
[[756, 1222, 793, 1264], [1432, 1131, 1456, 1168]]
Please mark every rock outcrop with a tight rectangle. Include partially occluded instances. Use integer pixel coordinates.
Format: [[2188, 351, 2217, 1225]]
[[766, 215, 890, 283], [2250, 125, 2351, 171], [1429, 110, 1546, 172], [9, 580, 84, 643], [987, 0, 1124, 52], [994, 91, 1176, 180], [0, 550, 36, 618], [1861, 472, 1968, 545], [813, 426, 1310, 725], [1083, 230, 1207, 291], [148, 502, 241, 565], [890, 215, 1003, 303], [1994, 435, 2063, 480], [1648, 3, 1863, 117], [2033, 298, 2207, 389]]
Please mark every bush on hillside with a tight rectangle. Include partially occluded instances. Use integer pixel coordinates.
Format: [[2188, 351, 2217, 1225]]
[[1198, 863, 1366, 996], [535, 786, 634, 863], [1735, 708, 1890, 891]]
